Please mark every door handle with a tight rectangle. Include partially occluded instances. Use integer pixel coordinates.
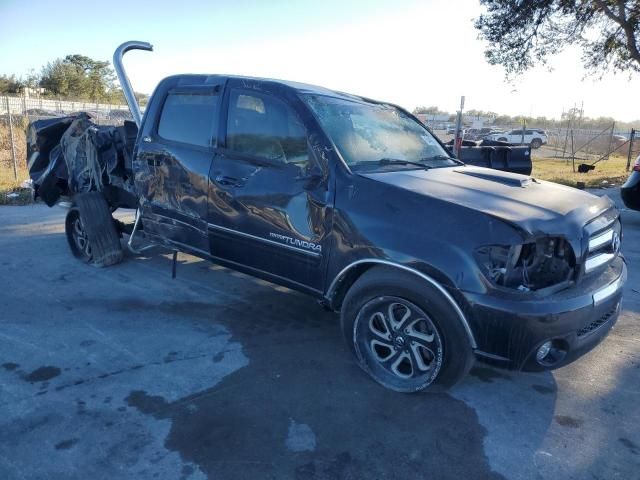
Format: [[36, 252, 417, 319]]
[[215, 174, 243, 187]]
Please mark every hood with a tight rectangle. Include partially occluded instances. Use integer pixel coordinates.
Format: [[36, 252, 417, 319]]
[[360, 166, 614, 238]]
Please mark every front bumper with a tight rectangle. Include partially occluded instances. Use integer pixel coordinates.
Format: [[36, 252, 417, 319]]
[[463, 256, 626, 371]]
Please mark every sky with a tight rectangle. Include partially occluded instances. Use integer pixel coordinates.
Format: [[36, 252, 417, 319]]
[[1, 0, 639, 122]]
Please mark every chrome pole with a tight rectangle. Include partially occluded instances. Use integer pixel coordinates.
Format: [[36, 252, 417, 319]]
[[112, 41, 153, 127]]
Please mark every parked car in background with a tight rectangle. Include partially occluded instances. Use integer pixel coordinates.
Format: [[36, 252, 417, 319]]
[[621, 154, 640, 211], [465, 128, 504, 141], [464, 128, 483, 140], [447, 126, 467, 135], [486, 129, 548, 149]]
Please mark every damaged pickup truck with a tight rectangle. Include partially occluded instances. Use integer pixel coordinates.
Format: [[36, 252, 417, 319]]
[[27, 41, 626, 392]]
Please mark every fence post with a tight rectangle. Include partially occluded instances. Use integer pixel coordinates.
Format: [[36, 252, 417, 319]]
[[570, 130, 576, 173], [627, 129, 636, 171], [606, 122, 614, 160], [5, 97, 19, 181]]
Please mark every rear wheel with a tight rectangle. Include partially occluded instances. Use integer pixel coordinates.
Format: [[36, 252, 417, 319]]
[[498, 137, 508, 142], [340, 266, 474, 393], [65, 192, 123, 267]]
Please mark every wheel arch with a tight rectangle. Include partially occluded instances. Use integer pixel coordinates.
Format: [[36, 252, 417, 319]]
[[325, 259, 477, 349]]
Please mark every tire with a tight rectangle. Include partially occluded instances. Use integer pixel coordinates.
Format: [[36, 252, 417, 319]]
[[498, 137, 508, 142], [530, 138, 542, 149], [340, 266, 474, 393], [65, 192, 123, 267]]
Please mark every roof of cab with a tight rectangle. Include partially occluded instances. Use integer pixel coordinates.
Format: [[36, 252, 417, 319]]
[[162, 73, 367, 102]]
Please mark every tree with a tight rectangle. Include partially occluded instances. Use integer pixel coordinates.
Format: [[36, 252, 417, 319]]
[[475, 1, 640, 76], [0, 74, 23, 94], [39, 54, 116, 101], [413, 105, 449, 115]]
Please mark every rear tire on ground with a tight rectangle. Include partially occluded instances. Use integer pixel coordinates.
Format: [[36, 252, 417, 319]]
[[65, 192, 123, 267], [530, 138, 542, 149], [498, 137, 508, 142], [340, 266, 474, 393]]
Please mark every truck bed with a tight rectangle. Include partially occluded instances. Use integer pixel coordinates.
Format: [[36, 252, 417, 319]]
[[27, 113, 139, 208]]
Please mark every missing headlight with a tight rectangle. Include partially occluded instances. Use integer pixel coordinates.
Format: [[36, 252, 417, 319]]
[[476, 237, 575, 291]]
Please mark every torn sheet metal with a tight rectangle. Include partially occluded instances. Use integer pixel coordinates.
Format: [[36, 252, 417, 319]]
[[27, 113, 138, 207]]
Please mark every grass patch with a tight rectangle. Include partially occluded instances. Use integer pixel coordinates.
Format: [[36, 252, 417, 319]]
[[1, 120, 33, 205], [0, 164, 32, 205], [532, 155, 631, 188]]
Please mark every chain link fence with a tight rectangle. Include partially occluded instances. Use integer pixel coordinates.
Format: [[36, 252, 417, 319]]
[[543, 125, 637, 162]]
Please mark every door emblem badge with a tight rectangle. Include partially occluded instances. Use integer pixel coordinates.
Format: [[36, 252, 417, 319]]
[[269, 232, 322, 253]]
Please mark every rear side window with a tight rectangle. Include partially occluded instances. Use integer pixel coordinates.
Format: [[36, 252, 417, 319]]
[[158, 93, 218, 147], [226, 89, 309, 165]]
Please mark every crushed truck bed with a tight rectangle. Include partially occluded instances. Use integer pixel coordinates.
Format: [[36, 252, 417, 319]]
[[27, 113, 139, 208]]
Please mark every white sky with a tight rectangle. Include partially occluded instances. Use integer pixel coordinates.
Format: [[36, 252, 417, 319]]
[[3, 0, 639, 121]]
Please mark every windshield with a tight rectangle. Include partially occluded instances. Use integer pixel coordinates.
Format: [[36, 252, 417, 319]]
[[302, 94, 457, 170]]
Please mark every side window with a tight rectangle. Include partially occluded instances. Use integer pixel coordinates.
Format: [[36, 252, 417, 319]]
[[524, 130, 534, 135], [157, 93, 218, 147], [226, 90, 309, 165], [511, 130, 522, 135]]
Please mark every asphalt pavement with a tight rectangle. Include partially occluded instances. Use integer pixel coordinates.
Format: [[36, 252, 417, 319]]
[[0, 189, 639, 480]]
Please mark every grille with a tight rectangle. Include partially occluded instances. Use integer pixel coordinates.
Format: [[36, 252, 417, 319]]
[[584, 219, 621, 274], [577, 306, 617, 338]]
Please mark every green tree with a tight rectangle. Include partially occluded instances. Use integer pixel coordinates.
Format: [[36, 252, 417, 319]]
[[40, 54, 116, 101], [475, 1, 640, 76], [0, 74, 23, 94]]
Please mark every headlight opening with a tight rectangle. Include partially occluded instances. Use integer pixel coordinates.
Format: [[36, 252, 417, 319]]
[[476, 237, 575, 292]]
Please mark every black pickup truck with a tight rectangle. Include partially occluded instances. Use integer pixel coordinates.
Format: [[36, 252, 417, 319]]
[[27, 42, 626, 392]]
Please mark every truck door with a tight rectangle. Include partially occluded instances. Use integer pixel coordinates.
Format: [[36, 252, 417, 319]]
[[207, 84, 332, 293], [135, 81, 223, 253]]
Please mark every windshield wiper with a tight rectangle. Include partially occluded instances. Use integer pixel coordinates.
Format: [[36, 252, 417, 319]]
[[377, 158, 431, 169]]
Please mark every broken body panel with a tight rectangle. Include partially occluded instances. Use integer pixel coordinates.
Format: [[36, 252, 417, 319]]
[[27, 67, 625, 373]]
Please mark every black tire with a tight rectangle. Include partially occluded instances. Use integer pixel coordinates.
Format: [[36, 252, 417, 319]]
[[340, 266, 474, 393], [530, 138, 542, 149], [65, 192, 123, 267], [498, 137, 508, 142]]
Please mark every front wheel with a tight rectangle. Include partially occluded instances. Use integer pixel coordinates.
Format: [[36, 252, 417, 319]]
[[340, 267, 474, 393], [530, 138, 542, 149]]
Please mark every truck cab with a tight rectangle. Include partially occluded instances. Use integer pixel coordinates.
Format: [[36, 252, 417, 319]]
[[134, 75, 335, 294]]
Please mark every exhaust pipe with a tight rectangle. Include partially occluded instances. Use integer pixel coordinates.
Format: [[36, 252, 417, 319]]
[[113, 41, 153, 127]]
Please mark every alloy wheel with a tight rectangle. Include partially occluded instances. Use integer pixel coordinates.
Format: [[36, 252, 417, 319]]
[[354, 296, 443, 388]]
